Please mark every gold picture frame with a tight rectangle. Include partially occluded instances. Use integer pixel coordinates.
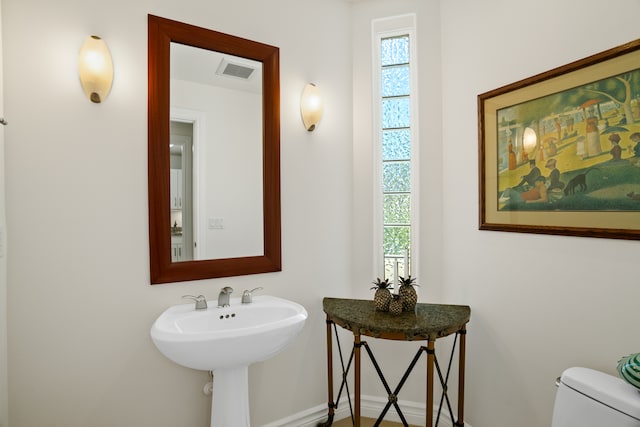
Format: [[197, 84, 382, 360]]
[[479, 39, 640, 240]]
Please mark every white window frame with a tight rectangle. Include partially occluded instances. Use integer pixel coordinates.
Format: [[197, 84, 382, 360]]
[[371, 14, 420, 282]]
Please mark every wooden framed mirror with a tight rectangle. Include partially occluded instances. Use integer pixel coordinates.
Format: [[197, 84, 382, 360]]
[[148, 15, 281, 284]]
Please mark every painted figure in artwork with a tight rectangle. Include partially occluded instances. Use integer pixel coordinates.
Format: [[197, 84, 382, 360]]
[[585, 114, 602, 157], [630, 132, 640, 158], [501, 176, 548, 208], [508, 140, 517, 170], [608, 133, 623, 161], [515, 160, 540, 190], [545, 158, 565, 191]]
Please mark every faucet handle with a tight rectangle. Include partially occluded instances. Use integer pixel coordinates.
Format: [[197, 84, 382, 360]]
[[182, 294, 208, 310], [241, 287, 263, 304]]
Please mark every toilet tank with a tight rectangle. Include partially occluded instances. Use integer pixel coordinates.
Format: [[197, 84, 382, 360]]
[[552, 367, 640, 427]]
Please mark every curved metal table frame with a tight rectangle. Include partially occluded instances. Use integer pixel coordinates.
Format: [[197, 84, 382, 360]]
[[319, 298, 470, 427]]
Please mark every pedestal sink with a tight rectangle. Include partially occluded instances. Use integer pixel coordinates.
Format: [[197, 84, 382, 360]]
[[150, 295, 308, 427]]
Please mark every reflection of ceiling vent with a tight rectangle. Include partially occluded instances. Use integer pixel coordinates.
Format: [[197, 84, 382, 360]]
[[216, 58, 255, 80]]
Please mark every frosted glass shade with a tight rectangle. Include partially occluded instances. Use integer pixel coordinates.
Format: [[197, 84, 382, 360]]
[[78, 36, 114, 103], [300, 83, 323, 131]]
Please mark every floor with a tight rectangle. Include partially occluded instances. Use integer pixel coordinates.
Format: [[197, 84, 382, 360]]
[[332, 417, 419, 427]]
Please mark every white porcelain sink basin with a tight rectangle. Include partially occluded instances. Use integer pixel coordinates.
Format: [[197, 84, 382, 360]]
[[151, 294, 307, 427], [151, 295, 308, 371]]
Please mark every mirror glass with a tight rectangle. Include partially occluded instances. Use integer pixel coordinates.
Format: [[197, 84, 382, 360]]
[[170, 44, 264, 262], [148, 15, 281, 284]]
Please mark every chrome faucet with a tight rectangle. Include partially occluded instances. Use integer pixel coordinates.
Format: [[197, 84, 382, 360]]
[[182, 295, 208, 310], [217, 287, 234, 307], [241, 287, 263, 304]]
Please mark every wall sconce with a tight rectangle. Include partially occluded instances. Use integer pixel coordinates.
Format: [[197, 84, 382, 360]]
[[78, 35, 114, 103], [300, 83, 323, 131]]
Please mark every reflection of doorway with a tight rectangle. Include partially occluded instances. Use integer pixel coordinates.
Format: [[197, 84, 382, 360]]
[[171, 107, 207, 261], [170, 121, 195, 260]]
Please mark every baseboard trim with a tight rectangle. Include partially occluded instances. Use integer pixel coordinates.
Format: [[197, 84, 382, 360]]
[[260, 399, 351, 427], [260, 395, 471, 427]]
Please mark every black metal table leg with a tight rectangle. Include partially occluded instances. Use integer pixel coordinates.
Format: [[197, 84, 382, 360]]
[[318, 318, 335, 427]]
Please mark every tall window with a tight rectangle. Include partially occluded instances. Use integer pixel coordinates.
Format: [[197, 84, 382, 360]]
[[373, 16, 418, 284]]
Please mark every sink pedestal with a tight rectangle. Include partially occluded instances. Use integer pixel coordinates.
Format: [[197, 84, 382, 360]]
[[211, 366, 250, 427]]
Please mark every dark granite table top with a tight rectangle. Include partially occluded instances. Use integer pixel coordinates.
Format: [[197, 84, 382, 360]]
[[323, 297, 470, 341]]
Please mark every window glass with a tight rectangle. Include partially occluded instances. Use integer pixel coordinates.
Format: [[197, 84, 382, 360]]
[[382, 66, 410, 97], [382, 129, 411, 161], [381, 37, 410, 66], [379, 34, 413, 281]]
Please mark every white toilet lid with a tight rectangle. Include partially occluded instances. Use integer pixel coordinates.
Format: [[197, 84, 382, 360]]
[[561, 367, 640, 421]]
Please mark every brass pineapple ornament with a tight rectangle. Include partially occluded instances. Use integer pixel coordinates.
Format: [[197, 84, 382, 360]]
[[371, 278, 393, 311], [398, 276, 418, 312], [389, 294, 403, 316]]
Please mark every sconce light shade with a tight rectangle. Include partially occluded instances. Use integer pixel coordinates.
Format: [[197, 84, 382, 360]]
[[300, 83, 323, 131], [78, 35, 114, 103]]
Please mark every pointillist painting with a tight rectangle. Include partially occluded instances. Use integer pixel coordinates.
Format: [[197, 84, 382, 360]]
[[479, 39, 640, 240], [497, 69, 640, 212]]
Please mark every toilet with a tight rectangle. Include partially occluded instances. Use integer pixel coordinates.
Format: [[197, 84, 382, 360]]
[[552, 367, 640, 426]]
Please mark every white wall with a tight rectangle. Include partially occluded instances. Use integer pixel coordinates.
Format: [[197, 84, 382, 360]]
[[441, 1, 640, 426], [0, 3, 8, 425], [3, 0, 352, 426]]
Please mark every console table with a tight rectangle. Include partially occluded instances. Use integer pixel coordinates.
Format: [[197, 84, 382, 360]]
[[319, 298, 470, 427]]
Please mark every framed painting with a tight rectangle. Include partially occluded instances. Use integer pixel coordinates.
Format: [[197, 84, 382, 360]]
[[479, 38, 640, 240]]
